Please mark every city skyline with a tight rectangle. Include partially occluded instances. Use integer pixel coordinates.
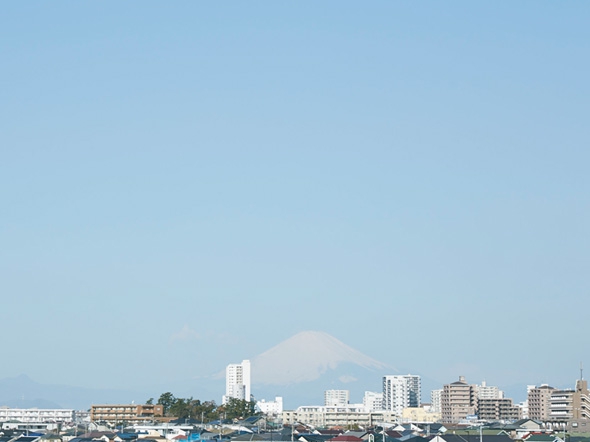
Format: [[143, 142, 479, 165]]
[[0, 330, 587, 410]]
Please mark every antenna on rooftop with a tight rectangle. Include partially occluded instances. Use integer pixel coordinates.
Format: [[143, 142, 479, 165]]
[[581, 362, 584, 380]]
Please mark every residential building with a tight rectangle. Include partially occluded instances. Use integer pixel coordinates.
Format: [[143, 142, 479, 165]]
[[477, 398, 521, 421], [363, 391, 384, 411], [441, 376, 478, 423], [383, 375, 421, 416], [257, 397, 283, 416], [282, 405, 397, 428], [0, 407, 75, 423], [572, 378, 590, 420], [223, 359, 251, 404], [549, 389, 574, 423], [548, 378, 590, 425], [431, 389, 442, 414], [477, 381, 503, 400], [90, 404, 164, 423], [325, 390, 350, 406], [528, 385, 556, 421], [401, 406, 441, 423]]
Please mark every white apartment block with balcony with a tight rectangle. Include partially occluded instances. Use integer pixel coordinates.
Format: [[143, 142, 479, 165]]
[[477, 381, 504, 400], [383, 375, 421, 416], [0, 407, 75, 422], [325, 390, 350, 406], [363, 391, 384, 411], [282, 405, 397, 428], [430, 389, 442, 413], [256, 397, 283, 416], [223, 359, 251, 404]]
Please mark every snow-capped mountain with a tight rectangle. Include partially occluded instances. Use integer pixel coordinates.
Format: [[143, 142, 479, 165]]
[[251, 330, 391, 385]]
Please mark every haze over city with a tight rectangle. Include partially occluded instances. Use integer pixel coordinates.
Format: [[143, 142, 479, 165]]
[[1, 1, 589, 409]]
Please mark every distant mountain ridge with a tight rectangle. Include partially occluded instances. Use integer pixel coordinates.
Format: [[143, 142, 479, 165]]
[[0, 374, 141, 410]]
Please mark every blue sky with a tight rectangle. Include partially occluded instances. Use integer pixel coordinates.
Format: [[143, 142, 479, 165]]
[[1, 1, 589, 404]]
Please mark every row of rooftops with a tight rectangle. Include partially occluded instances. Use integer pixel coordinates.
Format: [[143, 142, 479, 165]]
[[4, 417, 590, 442]]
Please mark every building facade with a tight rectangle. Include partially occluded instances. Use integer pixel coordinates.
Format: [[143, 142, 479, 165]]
[[90, 404, 164, 423], [0, 407, 75, 423], [441, 376, 478, 423], [282, 405, 397, 428], [528, 385, 556, 421], [257, 397, 283, 416], [401, 407, 441, 423], [477, 381, 503, 400], [383, 375, 421, 416], [431, 389, 442, 414], [527, 381, 590, 425], [325, 390, 350, 406], [477, 398, 521, 421], [223, 359, 251, 404], [363, 391, 384, 412]]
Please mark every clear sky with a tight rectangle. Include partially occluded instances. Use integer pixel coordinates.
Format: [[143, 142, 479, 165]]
[[1, 1, 589, 403]]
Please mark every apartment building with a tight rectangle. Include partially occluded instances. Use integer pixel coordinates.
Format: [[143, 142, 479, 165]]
[[477, 398, 520, 421], [477, 381, 503, 399], [0, 407, 75, 422], [572, 379, 590, 420], [383, 375, 421, 416], [527, 379, 590, 425], [223, 359, 251, 404], [431, 389, 442, 414], [363, 391, 384, 411], [325, 390, 350, 406], [282, 405, 397, 428], [256, 397, 283, 415], [441, 376, 478, 423], [90, 404, 164, 423], [528, 385, 556, 421]]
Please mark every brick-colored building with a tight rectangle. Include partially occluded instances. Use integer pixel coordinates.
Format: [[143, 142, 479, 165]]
[[90, 404, 164, 423]]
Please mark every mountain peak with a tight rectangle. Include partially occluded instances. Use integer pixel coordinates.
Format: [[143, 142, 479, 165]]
[[251, 330, 389, 386]]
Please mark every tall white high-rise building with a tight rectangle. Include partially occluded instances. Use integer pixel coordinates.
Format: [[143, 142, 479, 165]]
[[324, 389, 350, 406], [383, 374, 421, 415], [223, 359, 251, 404]]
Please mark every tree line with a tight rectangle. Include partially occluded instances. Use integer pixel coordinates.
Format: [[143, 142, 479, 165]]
[[146, 392, 259, 421]]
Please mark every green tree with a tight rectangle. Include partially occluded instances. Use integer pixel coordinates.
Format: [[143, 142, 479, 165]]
[[219, 397, 258, 420], [157, 392, 176, 415], [193, 400, 219, 421], [146, 398, 154, 405], [169, 397, 191, 419]]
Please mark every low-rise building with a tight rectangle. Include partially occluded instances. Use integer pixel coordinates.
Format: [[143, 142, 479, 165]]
[[256, 397, 283, 416], [401, 407, 441, 423], [282, 405, 397, 427], [0, 407, 75, 422], [90, 404, 164, 423]]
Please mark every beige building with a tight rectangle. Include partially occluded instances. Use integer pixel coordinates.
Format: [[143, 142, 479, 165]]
[[401, 407, 441, 423], [528, 384, 555, 421], [90, 404, 164, 423], [441, 376, 477, 423], [572, 379, 590, 420], [282, 406, 397, 428], [528, 379, 590, 425]]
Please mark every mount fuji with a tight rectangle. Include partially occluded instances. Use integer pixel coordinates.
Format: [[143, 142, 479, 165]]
[[249, 331, 394, 407]]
